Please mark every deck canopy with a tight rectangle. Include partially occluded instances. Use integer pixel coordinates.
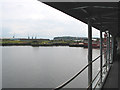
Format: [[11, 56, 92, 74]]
[[38, 1, 119, 36]]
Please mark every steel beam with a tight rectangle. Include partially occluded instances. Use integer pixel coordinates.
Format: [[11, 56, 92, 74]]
[[88, 18, 92, 90]]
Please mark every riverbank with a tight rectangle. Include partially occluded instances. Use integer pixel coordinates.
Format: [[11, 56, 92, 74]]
[[1, 43, 83, 47], [0, 39, 81, 47], [0, 39, 100, 48], [1, 43, 101, 48]]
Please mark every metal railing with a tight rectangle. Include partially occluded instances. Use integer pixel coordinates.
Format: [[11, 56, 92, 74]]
[[88, 62, 110, 90], [53, 51, 109, 90]]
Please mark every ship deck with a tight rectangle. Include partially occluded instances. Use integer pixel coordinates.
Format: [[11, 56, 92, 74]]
[[102, 53, 119, 89]]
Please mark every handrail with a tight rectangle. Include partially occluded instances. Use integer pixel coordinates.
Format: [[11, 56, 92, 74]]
[[87, 71, 100, 89], [93, 77, 101, 90], [87, 63, 107, 90], [53, 51, 107, 90], [93, 63, 111, 90]]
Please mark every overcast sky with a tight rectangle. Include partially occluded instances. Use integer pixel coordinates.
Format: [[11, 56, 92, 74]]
[[1, 0, 100, 39]]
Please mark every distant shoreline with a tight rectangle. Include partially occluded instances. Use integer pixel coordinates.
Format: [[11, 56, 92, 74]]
[[0, 37, 101, 48], [1, 43, 100, 48], [1, 43, 82, 47]]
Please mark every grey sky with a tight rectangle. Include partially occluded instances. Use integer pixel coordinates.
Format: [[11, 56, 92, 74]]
[[1, 0, 100, 39]]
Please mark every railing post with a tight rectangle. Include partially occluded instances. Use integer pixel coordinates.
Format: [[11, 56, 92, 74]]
[[105, 32, 107, 72], [100, 31, 103, 83], [88, 18, 92, 90], [111, 36, 114, 64], [106, 31, 109, 71], [107, 31, 110, 68], [112, 36, 117, 62], [108, 31, 110, 66]]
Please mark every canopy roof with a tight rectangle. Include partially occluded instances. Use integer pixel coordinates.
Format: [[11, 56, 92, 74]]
[[38, 1, 119, 36]]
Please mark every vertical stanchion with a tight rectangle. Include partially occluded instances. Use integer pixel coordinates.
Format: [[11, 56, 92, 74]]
[[107, 31, 110, 68], [106, 31, 109, 70], [108, 31, 110, 66], [107, 32, 109, 68], [100, 31, 103, 83], [112, 36, 117, 63], [111, 36, 114, 64], [88, 18, 92, 90], [105, 32, 107, 72]]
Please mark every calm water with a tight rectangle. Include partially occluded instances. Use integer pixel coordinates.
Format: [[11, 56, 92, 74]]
[[2, 46, 100, 88]]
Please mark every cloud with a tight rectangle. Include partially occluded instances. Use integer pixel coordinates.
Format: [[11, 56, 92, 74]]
[[1, 0, 100, 39]]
